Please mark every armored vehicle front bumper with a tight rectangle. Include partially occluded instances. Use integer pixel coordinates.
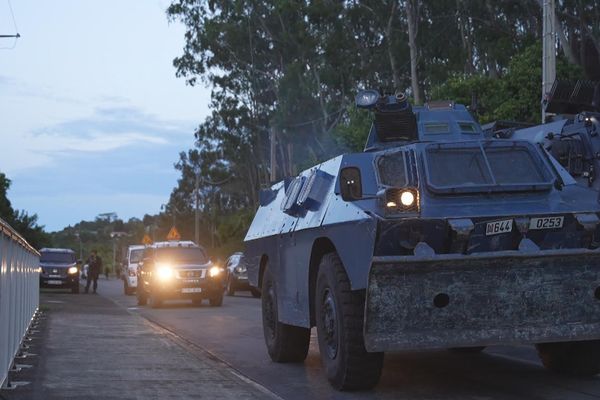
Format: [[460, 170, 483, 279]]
[[364, 248, 600, 352]]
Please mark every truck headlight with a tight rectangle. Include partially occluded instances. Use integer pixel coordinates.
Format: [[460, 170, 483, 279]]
[[234, 266, 246, 274], [156, 264, 174, 280], [209, 266, 223, 277], [68, 266, 78, 274]]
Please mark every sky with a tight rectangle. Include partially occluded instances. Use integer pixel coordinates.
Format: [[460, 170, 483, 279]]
[[0, 0, 211, 232]]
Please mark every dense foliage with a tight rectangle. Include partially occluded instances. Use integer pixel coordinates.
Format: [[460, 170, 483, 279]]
[[161, 0, 600, 256], [0, 172, 52, 249]]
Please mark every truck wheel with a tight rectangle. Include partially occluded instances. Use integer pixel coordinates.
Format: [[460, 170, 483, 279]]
[[209, 293, 224, 307], [123, 280, 131, 295], [71, 283, 80, 294], [250, 287, 261, 298], [192, 297, 203, 306], [315, 252, 384, 390], [137, 290, 147, 306], [150, 292, 163, 309], [536, 340, 600, 376], [226, 276, 235, 296], [261, 265, 310, 362]]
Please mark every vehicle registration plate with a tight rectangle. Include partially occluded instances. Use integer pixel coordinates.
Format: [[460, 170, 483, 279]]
[[49, 275, 61, 278], [486, 219, 513, 236], [529, 216, 564, 230], [182, 288, 202, 293], [47, 280, 63, 285]]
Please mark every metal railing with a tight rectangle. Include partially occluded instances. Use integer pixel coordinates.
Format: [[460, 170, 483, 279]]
[[0, 217, 39, 388]]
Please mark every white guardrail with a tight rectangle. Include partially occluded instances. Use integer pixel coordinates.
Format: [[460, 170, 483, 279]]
[[0, 217, 39, 388]]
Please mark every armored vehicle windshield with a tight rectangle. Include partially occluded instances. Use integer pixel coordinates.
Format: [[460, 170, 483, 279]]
[[422, 141, 555, 194]]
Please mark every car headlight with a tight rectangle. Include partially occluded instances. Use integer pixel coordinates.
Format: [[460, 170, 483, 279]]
[[209, 266, 223, 277], [156, 264, 174, 280], [234, 266, 247, 274], [68, 266, 78, 274]]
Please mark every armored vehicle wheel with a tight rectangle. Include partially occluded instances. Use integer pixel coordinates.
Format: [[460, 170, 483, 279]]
[[315, 252, 383, 390], [261, 265, 310, 362], [250, 287, 261, 298], [71, 283, 79, 294], [226, 276, 235, 296], [137, 289, 147, 306], [536, 340, 600, 376], [209, 293, 224, 307], [150, 293, 163, 309]]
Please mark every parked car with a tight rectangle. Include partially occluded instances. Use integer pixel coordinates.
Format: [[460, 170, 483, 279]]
[[136, 241, 225, 308], [39, 248, 80, 294], [121, 245, 145, 295], [225, 252, 260, 297]]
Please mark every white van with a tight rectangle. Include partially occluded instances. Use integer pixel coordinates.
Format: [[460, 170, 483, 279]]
[[122, 245, 145, 295]]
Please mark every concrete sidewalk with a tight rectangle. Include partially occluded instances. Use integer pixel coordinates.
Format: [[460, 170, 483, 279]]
[[1, 289, 273, 400]]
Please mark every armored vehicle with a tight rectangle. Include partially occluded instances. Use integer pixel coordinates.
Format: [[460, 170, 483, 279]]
[[244, 90, 600, 390]]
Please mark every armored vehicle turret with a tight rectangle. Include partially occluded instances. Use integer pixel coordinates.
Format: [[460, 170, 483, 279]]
[[244, 89, 600, 390]]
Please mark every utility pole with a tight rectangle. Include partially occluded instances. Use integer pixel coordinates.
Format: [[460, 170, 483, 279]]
[[269, 128, 277, 182], [195, 171, 200, 245], [542, 0, 556, 123]]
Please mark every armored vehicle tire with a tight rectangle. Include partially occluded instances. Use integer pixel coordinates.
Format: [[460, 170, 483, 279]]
[[71, 283, 79, 294], [315, 252, 384, 391], [150, 293, 162, 309], [250, 288, 261, 298], [137, 290, 147, 306], [226, 276, 235, 296], [536, 340, 600, 376], [209, 293, 224, 307], [261, 265, 310, 363]]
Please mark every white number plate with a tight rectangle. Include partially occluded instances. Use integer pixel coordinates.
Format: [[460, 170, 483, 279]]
[[47, 280, 63, 285], [182, 288, 202, 293], [486, 219, 513, 236], [529, 216, 564, 230]]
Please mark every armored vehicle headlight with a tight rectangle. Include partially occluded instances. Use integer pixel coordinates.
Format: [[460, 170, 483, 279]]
[[156, 264, 174, 280], [68, 266, 78, 274], [385, 188, 419, 212], [400, 191, 415, 207]]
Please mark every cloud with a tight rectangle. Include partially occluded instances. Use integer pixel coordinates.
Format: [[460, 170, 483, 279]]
[[1, 105, 194, 174]]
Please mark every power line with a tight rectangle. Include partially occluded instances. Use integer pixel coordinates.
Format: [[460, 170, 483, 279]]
[[0, 0, 20, 50]]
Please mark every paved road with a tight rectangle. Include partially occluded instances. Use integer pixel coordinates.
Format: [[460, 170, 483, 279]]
[[96, 278, 600, 399]]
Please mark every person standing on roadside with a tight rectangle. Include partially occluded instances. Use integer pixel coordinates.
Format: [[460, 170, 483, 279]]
[[85, 250, 103, 294]]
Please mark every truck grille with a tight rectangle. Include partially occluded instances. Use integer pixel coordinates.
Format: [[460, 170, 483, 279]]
[[176, 269, 205, 279]]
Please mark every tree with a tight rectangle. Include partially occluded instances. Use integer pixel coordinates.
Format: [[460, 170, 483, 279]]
[[0, 172, 52, 249]]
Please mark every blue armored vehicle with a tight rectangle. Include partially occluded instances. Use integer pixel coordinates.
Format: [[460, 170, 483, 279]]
[[244, 89, 600, 390]]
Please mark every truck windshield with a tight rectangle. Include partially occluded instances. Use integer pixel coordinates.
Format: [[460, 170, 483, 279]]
[[40, 252, 76, 264], [424, 141, 553, 193], [155, 247, 208, 264], [130, 249, 144, 263]]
